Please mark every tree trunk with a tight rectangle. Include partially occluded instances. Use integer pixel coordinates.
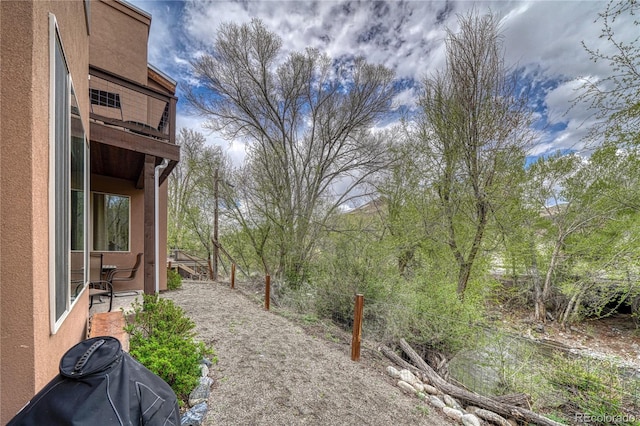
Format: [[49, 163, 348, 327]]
[[457, 262, 473, 299], [537, 236, 563, 322], [456, 201, 488, 298], [560, 291, 584, 328], [528, 240, 543, 322], [386, 339, 563, 426]]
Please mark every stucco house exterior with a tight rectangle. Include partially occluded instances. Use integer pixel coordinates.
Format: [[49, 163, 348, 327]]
[[0, 0, 179, 421]]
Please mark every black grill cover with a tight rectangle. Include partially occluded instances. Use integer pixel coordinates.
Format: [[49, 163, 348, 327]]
[[7, 336, 180, 425]]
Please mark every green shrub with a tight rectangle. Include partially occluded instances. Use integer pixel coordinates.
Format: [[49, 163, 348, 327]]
[[124, 294, 215, 404], [398, 281, 485, 357], [310, 233, 396, 331], [167, 268, 182, 290]]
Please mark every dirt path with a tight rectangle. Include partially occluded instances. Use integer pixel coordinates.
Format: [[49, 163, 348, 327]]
[[162, 281, 452, 425]]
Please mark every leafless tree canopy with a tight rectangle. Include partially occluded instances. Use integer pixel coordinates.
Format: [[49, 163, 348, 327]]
[[577, 0, 639, 146], [187, 19, 396, 283]]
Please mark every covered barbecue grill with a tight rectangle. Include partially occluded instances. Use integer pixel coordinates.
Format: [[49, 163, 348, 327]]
[[8, 336, 180, 425]]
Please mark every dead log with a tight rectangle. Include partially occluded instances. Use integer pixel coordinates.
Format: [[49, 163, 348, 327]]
[[468, 408, 512, 426], [494, 393, 532, 409], [394, 339, 563, 426], [379, 346, 428, 383]]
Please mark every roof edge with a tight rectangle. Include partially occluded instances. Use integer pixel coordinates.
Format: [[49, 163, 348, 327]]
[[148, 63, 177, 92], [115, 0, 152, 20]]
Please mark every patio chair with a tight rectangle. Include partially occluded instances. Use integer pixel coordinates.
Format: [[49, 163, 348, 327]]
[[88, 253, 114, 311], [108, 252, 142, 296]]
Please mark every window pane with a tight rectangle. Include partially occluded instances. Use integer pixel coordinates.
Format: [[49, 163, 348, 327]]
[[70, 86, 86, 301], [71, 124, 85, 250], [54, 34, 69, 321], [93, 193, 130, 252]]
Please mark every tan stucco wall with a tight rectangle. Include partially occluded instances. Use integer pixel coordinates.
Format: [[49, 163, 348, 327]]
[[89, 0, 150, 85], [1, 1, 171, 419], [0, 1, 90, 422]]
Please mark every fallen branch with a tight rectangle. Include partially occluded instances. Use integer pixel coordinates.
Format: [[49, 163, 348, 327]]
[[494, 393, 532, 409], [378, 346, 427, 382], [386, 339, 562, 426]]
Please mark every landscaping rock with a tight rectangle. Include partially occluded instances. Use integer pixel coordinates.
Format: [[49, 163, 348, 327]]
[[412, 381, 425, 392], [399, 369, 419, 385], [443, 394, 463, 410], [461, 413, 481, 426], [397, 380, 417, 395], [386, 366, 400, 379], [470, 408, 512, 426], [423, 384, 439, 395], [199, 363, 209, 378], [428, 395, 446, 409], [188, 376, 214, 407], [442, 406, 464, 422], [181, 402, 208, 426]]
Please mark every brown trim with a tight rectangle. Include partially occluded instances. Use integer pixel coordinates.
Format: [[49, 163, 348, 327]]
[[143, 155, 155, 295], [90, 114, 168, 140], [90, 122, 179, 161], [148, 67, 176, 93], [90, 66, 176, 100], [159, 160, 178, 183]]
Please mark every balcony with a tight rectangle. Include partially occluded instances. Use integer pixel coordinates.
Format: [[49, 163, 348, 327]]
[[88, 65, 178, 185], [89, 65, 176, 143]]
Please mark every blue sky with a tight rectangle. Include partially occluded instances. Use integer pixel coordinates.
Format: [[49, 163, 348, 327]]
[[129, 0, 635, 166]]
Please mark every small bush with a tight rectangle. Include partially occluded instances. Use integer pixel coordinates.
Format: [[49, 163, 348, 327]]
[[125, 294, 215, 404], [167, 268, 182, 290]]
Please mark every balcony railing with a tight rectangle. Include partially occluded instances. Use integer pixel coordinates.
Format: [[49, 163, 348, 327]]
[[89, 66, 176, 144]]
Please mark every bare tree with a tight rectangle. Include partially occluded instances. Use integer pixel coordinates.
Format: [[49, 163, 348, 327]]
[[187, 19, 396, 285], [168, 129, 205, 251], [168, 128, 228, 265], [578, 0, 639, 146], [416, 11, 535, 298]]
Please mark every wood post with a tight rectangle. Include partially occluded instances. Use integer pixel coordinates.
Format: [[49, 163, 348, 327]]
[[351, 294, 364, 361], [143, 155, 156, 295], [213, 168, 219, 281], [265, 274, 270, 310], [231, 263, 236, 289]]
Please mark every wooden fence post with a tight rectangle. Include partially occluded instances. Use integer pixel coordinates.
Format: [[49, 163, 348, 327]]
[[351, 294, 364, 361], [231, 263, 236, 289], [265, 274, 270, 310]]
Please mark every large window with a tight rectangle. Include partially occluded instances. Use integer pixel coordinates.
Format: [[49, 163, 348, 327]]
[[93, 193, 130, 252], [50, 14, 88, 333]]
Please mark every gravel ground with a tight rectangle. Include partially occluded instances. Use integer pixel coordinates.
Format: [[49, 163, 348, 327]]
[[161, 280, 452, 426]]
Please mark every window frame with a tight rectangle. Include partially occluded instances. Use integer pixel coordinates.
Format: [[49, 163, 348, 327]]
[[91, 191, 131, 253], [49, 14, 89, 334]]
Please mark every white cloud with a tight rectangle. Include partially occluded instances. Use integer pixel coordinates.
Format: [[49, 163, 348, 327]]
[[391, 87, 419, 111], [132, 0, 633, 164]]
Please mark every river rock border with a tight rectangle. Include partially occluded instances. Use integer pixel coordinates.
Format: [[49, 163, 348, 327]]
[[387, 366, 514, 426], [180, 358, 215, 426]]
